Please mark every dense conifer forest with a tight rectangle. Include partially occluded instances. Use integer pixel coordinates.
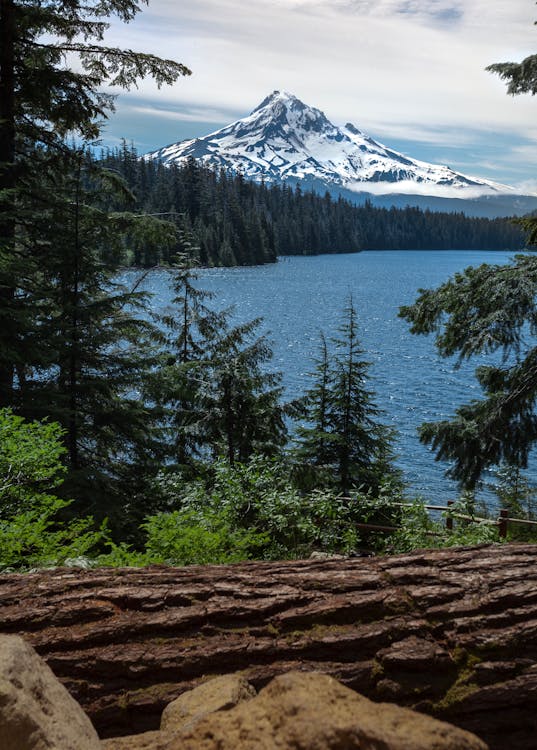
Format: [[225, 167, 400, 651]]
[[100, 145, 526, 267]]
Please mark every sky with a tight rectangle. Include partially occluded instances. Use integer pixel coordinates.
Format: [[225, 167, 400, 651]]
[[99, 0, 537, 192]]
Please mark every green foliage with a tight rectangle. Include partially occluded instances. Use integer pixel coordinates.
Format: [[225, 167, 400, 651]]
[[152, 457, 401, 559], [0, 410, 106, 570], [0, 408, 66, 517], [295, 298, 400, 495], [202, 458, 363, 558], [0, 496, 107, 571], [0, 406, 507, 569], [386, 498, 500, 555], [142, 509, 266, 566], [400, 255, 537, 487], [95, 541, 149, 568]]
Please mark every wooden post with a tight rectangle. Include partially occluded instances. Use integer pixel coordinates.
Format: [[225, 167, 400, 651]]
[[499, 509, 509, 539], [446, 500, 454, 532]]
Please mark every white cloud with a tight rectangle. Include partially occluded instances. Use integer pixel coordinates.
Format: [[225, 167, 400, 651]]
[[513, 179, 537, 195], [100, 0, 537, 184], [347, 179, 510, 199], [124, 102, 234, 124], [361, 122, 477, 147]]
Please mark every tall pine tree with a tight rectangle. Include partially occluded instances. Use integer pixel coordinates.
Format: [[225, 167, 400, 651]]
[[199, 315, 287, 465], [0, 0, 189, 528], [295, 298, 398, 495], [153, 249, 219, 471]]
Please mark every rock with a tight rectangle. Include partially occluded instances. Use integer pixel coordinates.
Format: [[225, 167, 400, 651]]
[[309, 551, 347, 560], [174, 671, 488, 750], [0, 634, 100, 750], [160, 673, 256, 733], [102, 730, 166, 750], [1, 544, 537, 748]]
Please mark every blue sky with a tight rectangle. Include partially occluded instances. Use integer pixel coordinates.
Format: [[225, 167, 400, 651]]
[[99, 0, 537, 193]]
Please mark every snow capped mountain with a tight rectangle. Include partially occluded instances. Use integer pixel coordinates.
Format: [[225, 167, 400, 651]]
[[147, 91, 530, 214]]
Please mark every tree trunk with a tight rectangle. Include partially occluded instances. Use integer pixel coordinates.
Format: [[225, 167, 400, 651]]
[[1, 544, 537, 749]]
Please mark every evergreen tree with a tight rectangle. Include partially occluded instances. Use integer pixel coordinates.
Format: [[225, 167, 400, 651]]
[[397, 26, 537, 489], [199, 315, 287, 465], [487, 19, 537, 247], [295, 298, 397, 495], [153, 256, 287, 470], [0, 1, 189, 529], [399, 255, 537, 487], [16, 148, 176, 531], [0, 0, 189, 405], [293, 333, 333, 488], [154, 247, 219, 470]]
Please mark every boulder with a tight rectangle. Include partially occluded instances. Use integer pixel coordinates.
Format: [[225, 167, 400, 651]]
[[102, 730, 167, 750], [176, 671, 488, 750], [104, 672, 489, 750], [160, 673, 256, 733], [0, 634, 100, 750]]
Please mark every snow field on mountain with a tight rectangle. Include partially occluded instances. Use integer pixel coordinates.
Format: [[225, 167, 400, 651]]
[[147, 90, 511, 198]]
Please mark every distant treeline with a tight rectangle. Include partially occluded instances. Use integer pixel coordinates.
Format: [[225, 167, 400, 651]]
[[99, 144, 526, 267]]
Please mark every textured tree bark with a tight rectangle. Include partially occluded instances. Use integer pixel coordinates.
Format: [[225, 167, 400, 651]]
[[2, 543, 537, 750]]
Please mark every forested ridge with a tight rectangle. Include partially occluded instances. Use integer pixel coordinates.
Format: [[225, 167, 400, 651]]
[[100, 145, 526, 267]]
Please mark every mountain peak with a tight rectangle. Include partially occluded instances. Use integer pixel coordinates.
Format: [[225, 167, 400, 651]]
[[252, 90, 301, 112], [147, 92, 511, 201], [247, 91, 333, 138]]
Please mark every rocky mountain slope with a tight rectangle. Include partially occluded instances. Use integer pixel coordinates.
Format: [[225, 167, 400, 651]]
[[1, 544, 537, 749]]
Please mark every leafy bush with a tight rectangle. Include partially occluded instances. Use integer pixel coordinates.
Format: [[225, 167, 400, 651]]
[[142, 509, 267, 565], [0, 495, 107, 571], [0, 408, 67, 517], [385, 498, 500, 554], [152, 457, 406, 559], [1, 406, 513, 571], [95, 541, 149, 568], [0, 409, 107, 570]]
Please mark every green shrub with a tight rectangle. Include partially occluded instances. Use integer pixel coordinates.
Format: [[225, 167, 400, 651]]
[[0, 408, 66, 517], [0, 409, 107, 570], [0, 495, 107, 570], [142, 508, 267, 565], [152, 457, 405, 559], [385, 498, 500, 555]]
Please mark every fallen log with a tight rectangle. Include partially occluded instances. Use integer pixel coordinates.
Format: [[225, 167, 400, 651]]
[[1, 543, 537, 750]]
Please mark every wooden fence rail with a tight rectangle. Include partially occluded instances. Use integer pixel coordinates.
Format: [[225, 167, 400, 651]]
[[342, 498, 537, 539]]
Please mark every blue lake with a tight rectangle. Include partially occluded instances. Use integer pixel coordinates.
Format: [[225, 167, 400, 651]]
[[134, 249, 529, 504]]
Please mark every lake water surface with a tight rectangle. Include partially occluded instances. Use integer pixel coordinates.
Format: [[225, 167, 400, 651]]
[[136, 249, 528, 504]]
